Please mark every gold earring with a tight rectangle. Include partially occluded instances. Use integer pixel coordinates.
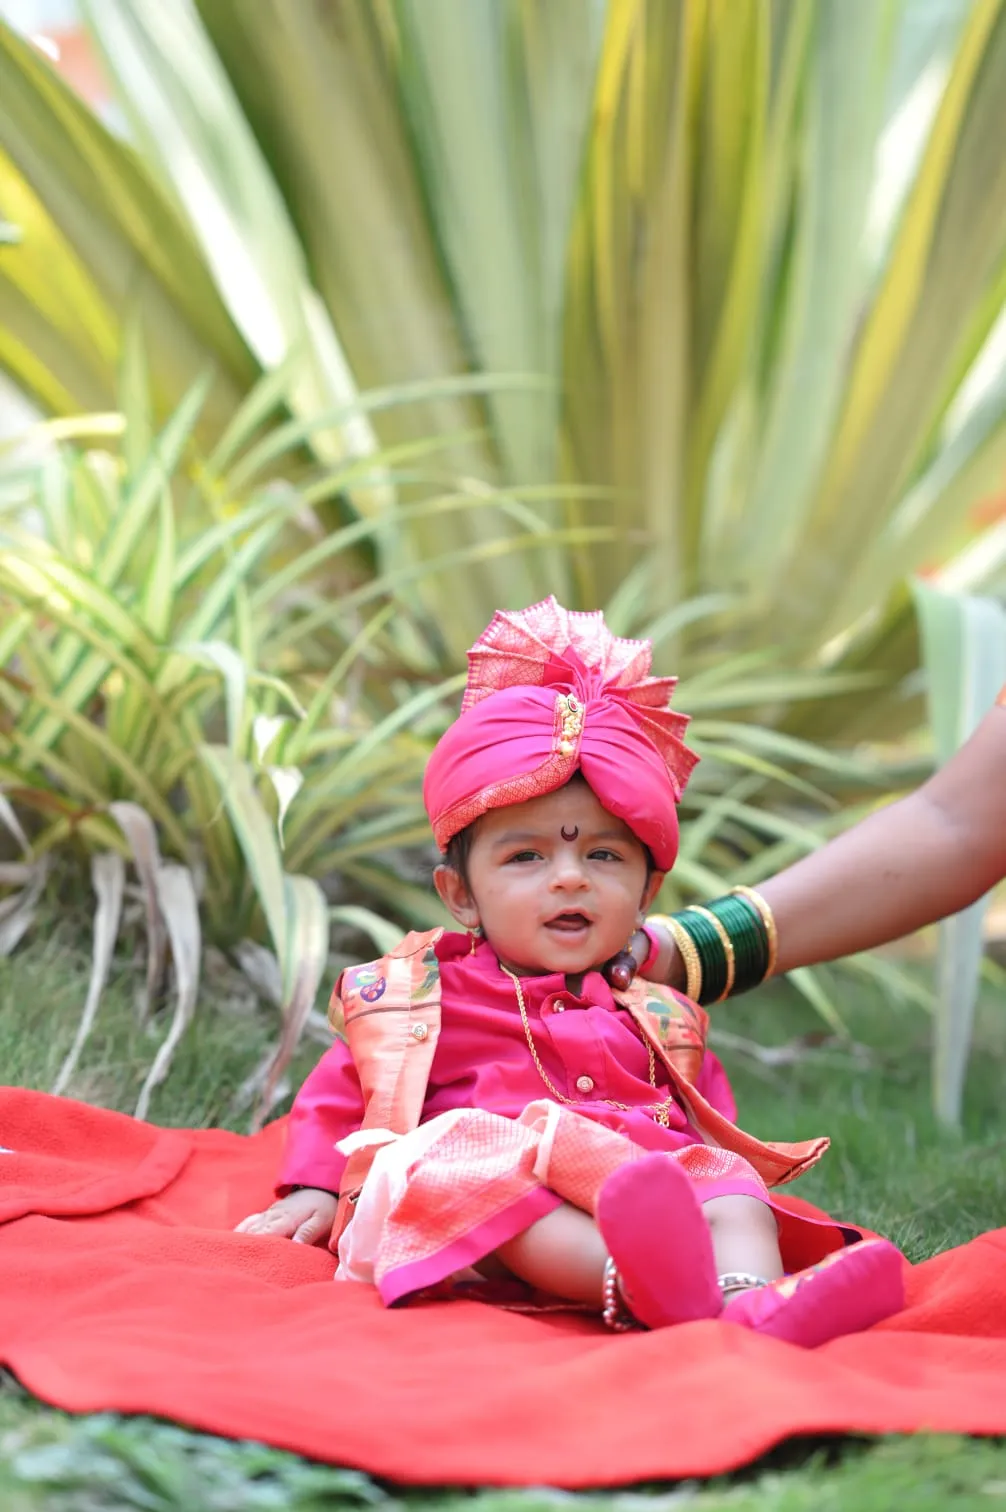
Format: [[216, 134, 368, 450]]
[[468, 925, 483, 955]]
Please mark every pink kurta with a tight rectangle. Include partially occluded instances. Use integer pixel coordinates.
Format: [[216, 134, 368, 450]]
[[279, 932, 736, 1196]]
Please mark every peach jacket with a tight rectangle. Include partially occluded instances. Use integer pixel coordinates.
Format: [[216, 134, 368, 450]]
[[327, 928, 828, 1241]]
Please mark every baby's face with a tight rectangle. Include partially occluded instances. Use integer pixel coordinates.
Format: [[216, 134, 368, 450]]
[[446, 780, 663, 980]]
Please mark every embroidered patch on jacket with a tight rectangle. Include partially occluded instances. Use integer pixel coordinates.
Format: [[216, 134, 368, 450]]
[[416, 947, 440, 1002], [347, 964, 380, 992]]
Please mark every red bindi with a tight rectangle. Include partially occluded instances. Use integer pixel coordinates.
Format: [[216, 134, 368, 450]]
[[560, 825, 579, 842]]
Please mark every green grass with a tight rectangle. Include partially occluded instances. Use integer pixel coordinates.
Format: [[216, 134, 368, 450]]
[[2, 918, 1006, 1508]]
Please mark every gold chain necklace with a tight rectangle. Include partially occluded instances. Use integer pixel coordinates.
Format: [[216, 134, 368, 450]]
[[500, 962, 673, 1128]]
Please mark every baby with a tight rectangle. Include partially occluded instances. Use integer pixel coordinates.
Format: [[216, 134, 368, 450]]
[[239, 599, 903, 1343]]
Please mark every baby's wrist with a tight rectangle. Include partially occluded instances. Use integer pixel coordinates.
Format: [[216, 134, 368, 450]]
[[642, 917, 686, 990], [639, 924, 662, 975]]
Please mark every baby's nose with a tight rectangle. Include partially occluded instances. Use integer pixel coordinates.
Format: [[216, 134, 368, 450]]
[[551, 854, 588, 885]]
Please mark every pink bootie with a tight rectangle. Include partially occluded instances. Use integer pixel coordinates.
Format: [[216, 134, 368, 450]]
[[595, 1153, 721, 1328], [721, 1237, 905, 1348]]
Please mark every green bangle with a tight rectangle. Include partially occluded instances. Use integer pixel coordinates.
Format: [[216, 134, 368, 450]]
[[731, 885, 778, 979], [665, 890, 773, 1004], [685, 905, 736, 1002], [701, 889, 771, 997], [675, 907, 728, 1005], [706, 893, 770, 996]]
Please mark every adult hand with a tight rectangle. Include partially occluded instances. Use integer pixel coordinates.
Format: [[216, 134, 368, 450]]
[[235, 1186, 339, 1246]]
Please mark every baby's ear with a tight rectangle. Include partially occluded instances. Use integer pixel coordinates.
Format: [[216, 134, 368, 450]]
[[640, 870, 666, 913], [434, 863, 480, 929]]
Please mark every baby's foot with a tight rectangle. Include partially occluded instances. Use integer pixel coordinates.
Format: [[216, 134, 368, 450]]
[[595, 1153, 721, 1328], [721, 1237, 904, 1348]]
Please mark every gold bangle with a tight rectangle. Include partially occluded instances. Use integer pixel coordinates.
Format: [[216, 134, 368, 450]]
[[730, 885, 778, 980], [683, 905, 736, 1003], [650, 913, 703, 1002]]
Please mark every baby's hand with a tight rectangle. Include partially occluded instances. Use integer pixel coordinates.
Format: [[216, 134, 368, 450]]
[[235, 1187, 338, 1246]]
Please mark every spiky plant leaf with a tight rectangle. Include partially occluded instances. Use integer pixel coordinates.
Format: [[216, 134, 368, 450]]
[[914, 579, 1006, 1125]]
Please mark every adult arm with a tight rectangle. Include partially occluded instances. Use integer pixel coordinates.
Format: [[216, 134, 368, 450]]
[[645, 701, 1006, 988]]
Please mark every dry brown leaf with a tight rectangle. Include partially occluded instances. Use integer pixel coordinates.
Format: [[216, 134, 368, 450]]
[[51, 852, 125, 1096], [109, 800, 169, 1025], [134, 862, 201, 1119]]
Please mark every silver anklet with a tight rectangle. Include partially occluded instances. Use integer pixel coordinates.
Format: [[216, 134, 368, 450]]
[[718, 1270, 770, 1298], [602, 1256, 638, 1331]]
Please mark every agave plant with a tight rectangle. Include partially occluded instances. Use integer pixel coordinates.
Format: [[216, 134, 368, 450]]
[[2, 1, 1005, 664], [4, 0, 1006, 1119], [0, 354, 615, 1117]]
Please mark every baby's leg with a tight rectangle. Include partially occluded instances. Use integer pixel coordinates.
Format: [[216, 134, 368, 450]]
[[485, 1164, 767, 1320], [492, 1192, 783, 1307], [492, 1160, 726, 1321], [702, 1193, 783, 1288], [702, 1186, 905, 1347], [596, 1154, 904, 1342], [493, 1203, 607, 1305]]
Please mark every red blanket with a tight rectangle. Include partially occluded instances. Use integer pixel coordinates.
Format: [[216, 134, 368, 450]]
[[1, 1086, 1005, 1486]]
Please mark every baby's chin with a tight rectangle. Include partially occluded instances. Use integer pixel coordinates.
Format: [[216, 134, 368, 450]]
[[493, 932, 618, 980]]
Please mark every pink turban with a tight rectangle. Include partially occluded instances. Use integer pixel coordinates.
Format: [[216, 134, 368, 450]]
[[423, 598, 697, 870]]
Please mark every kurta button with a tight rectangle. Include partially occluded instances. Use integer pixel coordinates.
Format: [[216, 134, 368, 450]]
[[411, 1023, 428, 1041], [575, 1075, 594, 1094]]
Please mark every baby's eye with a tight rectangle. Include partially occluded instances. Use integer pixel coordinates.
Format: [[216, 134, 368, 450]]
[[506, 849, 541, 864], [589, 848, 622, 862]]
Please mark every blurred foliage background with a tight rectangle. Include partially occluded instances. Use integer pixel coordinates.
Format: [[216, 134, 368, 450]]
[[2, 0, 1006, 1120]]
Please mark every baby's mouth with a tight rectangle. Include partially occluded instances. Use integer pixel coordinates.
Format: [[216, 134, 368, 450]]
[[545, 912, 592, 933]]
